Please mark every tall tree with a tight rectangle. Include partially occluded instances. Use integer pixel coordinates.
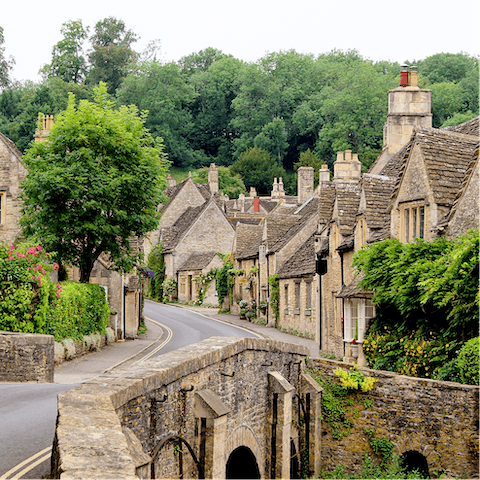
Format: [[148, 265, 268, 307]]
[[0, 26, 14, 88], [21, 83, 170, 282], [87, 17, 138, 94], [117, 60, 200, 168], [40, 20, 89, 84], [179, 47, 229, 75]]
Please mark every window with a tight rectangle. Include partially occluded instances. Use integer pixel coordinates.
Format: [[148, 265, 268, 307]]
[[284, 284, 289, 312], [0, 192, 5, 225], [401, 203, 425, 242], [294, 282, 301, 315], [306, 281, 312, 310], [343, 298, 375, 342]]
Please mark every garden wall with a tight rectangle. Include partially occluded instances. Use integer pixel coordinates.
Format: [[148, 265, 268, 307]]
[[308, 358, 479, 479], [0, 331, 54, 383]]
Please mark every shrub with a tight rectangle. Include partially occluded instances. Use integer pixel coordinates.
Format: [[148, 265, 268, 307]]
[[45, 282, 110, 341], [162, 276, 178, 302], [457, 337, 479, 385], [0, 243, 60, 334]]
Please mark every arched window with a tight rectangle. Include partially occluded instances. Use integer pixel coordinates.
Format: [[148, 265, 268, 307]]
[[226, 446, 260, 479]]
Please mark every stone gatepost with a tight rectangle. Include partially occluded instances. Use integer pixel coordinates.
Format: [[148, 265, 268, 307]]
[[194, 389, 231, 479], [300, 373, 323, 477], [268, 371, 294, 479]]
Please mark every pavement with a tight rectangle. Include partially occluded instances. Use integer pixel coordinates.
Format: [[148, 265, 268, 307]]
[[53, 303, 321, 385]]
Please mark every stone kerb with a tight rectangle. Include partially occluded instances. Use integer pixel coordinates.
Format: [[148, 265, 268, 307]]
[[308, 358, 479, 479], [53, 337, 308, 479], [0, 331, 54, 383]]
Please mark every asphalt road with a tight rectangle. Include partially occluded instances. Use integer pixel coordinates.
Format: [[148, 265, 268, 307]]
[[0, 301, 258, 479]]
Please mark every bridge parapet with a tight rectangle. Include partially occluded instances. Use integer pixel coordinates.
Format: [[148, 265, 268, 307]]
[[52, 337, 321, 479]]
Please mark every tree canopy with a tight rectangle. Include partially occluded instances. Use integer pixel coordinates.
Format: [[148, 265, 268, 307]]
[[20, 83, 170, 282], [0, 26, 14, 88]]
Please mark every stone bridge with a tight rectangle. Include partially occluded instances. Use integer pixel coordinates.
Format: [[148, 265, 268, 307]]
[[52, 337, 479, 479], [52, 337, 321, 479]]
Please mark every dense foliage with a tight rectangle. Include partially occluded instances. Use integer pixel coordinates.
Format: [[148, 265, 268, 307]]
[[192, 166, 247, 199], [0, 243, 110, 341], [353, 230, 479, 382], [146, 243, 165, 302], [0, 17, 477, 193], [20, 83, 170, 282], [45, 282, 110, 341]]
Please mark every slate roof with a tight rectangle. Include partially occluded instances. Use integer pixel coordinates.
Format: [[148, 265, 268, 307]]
[[265, 215, 304, 252], [336, 275, 373, 298], [160, 178, 212, 213], [317, 183, 336, 226], [177, 251, 217, 271], [234, 223, 264, 260], [334, 182, 362, 236], [378, 140, 413, 181], [0, 132, 23, 158], [359, 174, 396, 230], [443, 116, 479, 137], [277, 234, 316, 279], [406, 127, 477, 208], [268, 198, 320, 253], [162, 204, 204, 251]]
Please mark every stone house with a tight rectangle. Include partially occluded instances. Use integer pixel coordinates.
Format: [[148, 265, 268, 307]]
[[0, 133, 27, 245], [161, 198, 235, 297], [176, 251, 224, 305]]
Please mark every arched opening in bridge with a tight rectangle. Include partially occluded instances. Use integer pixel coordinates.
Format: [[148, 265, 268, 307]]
[[226, 446, 260, 479], [290, 439, 300, 479], [401, 450, 429, 478]]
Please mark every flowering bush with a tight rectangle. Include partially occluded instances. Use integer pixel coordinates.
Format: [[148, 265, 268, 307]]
[[239, 300, 248, 308], [0, 243, 60, 333], [334, 366, 377, 392]]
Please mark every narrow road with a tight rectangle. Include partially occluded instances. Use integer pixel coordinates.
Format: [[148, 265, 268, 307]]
[[0, 301, 258, 479]]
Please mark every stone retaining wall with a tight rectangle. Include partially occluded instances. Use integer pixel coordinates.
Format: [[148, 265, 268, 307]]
[[0, 331, 54, 383], [308, 358, 479, 479]]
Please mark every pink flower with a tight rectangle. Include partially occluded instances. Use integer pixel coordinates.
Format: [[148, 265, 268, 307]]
[[36, 245, 42, 251], [53, 263, 59, 271]]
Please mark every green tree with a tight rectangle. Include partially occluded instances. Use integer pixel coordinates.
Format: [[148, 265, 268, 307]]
[[40, 20, 89, 84], [187, 56, 245, 165], [293, 149, 326, 185], [0, 26, 14, 88], [20, 83, 170, 283], [230, 147, 287, 194], [179, 47, 230, 75], [87, 17, 138, 94], [430, 82, 465, 127], [192, 166, 247, 198], [254, 117, 289, 165], [117, 60, 200, 168], [416, 52, 478, 84]]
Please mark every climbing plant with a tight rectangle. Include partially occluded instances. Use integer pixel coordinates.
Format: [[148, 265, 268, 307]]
[[268, 274, 280, 320], [193, 268, 218, 306], [146, 243, 165, 302]]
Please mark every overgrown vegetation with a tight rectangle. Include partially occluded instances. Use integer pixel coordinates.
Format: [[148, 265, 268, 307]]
[[268, 274, 280, 320], [353, 230, 479, 384], [193, 268, 217, 305], [0, 243, 110, 341], [146, 243, 165, 302]]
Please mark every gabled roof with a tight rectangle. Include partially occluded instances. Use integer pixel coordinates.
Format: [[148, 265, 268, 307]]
[[359, 174, 396, 230], [177, 251, 218, 272], [234, 223, 264, 260], [160, 177, 212, 213], [394, 126, 478, 208], [162, 204, 206, 251], [268, 198, 320, 253], [277, 234, 316, 279], [317, 183, 336, 226], [336, 275, 373, 298], [333, 182, 361, 236], [443, 116, 479, 137], [378, 139, 413, 181], [0, 132, 23, 159], [265, 215, 303, 252]]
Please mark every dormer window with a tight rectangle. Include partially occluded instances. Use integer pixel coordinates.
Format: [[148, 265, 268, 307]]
[[401, 203, 425, 242]]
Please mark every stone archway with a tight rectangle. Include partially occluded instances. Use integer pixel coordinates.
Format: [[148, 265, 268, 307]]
[[401, 450, 430, 478], [226, 446, 260, 479]]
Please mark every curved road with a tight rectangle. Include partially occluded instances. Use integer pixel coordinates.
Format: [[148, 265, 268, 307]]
[[0, 301, 258, 479]]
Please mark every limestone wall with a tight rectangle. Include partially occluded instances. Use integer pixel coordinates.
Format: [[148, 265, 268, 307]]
[[308, 358, 479, 479], [0, 331, 54, 383]]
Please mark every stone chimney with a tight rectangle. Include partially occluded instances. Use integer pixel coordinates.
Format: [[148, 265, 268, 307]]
[[383, 66, 431, 156], [318, 164, 330, 183], [271, 177, 285, 199], [249, 186, 257, 197], [34, 114, 54, 142], [208, 163, 219, 193], [334, 150, 362, 182], [167, 174, 177, 187], [238, 193, 245, 212], [297, 166, 314, 204]]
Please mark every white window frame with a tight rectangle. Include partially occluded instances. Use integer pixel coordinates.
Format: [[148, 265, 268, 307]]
[[343, 298, 375, 343]]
